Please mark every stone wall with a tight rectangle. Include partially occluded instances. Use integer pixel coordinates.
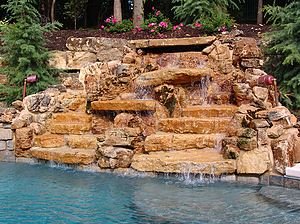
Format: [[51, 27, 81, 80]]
[[2, 34, 300, 176], [0, 107, 16, 161]]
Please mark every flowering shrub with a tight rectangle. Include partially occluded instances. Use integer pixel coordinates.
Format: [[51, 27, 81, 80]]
[[102, 15, 133, 34], [142, 8, 180, 35]]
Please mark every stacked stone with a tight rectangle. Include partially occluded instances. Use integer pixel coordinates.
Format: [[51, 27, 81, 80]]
[[222, 104, 300, 175], [0, 107, 16, 161]]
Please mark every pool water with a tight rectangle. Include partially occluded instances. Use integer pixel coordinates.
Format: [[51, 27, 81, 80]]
[[0, 162, 299, 223]]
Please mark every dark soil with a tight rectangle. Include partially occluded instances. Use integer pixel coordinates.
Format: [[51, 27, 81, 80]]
[[44, 24, 272, 51]]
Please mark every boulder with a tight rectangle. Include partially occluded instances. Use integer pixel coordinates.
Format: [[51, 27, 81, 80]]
[[237, 146, 273, 174]]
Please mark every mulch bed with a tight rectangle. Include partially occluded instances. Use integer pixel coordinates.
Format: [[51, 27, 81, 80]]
[[44, 24, 272, 51]]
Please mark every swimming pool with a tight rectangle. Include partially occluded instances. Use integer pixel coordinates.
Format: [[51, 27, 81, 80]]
[[0, 162, 299, 223]]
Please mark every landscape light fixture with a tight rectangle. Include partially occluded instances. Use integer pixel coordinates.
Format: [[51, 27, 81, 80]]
[[258, 75, 279, 106], [23, 75, 38, 100]]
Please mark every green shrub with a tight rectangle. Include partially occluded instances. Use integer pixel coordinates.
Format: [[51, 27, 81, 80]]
[[103, 16, 133, 34], [0, 0, 62, 106], [141, 8, 179, 35], [262, 1, 300, 111], [172, 0, 241, 31]]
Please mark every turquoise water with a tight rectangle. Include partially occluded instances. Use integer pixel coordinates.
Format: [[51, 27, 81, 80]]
[[0, 162, 299, 223]]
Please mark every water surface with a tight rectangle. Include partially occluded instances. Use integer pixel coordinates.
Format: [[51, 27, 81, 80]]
[[0, 162, 299, 223]]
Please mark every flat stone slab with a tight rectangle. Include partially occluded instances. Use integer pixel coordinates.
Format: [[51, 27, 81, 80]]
[[134, 68, 213, 87], [286, 163, 300, 178], [131, 148, 236, 175], [53, 112, 92, 123], [29, 147, 96, 165], [145, 133, 225, 152], [182, 105, 238, 118], [91, 100, 157, 111], [48, 123, 91, 135], [158, 117, 231, 134], [129, 36, 216, 49]]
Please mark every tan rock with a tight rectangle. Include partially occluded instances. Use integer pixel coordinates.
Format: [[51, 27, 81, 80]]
[[271, 128, 298, 174], [12, 100, 25, 111], [91, 114, 113, 134], [253, 86, 269, 101], [234, 37, 261, 58], [237, 146, 273, 174], [267, 125, 284, 139], [134, 68, 214, 87], [30, 147, 95, 165], [158, 117, 231, 134], [11, 118, 27, 130], [65, 135, 99, 149], [15, 127, 33, 150], [237, 137, 257, 151], [182, 105, 238, 118], [1, 114, 15, 123], [97, 48, 123, 62], [65, 98, 87, 112], [131, 148, 236, 175], [52, 112, 92, 123], [144, 134, 173, 152], [48, 123, 91, 135], [91, 100, 157, 111], [129, 36, 216, 48], [34, 134, 65, 148]]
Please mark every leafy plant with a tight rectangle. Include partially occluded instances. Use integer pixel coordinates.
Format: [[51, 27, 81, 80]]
[[262, 1, 300, 111], [102, 15, 133, 34], [0, 0, 62, 106], [142, 8, 181, 35], [172, 0, 241, 31]]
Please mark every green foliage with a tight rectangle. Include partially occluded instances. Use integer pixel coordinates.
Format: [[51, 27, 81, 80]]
[[64, 0, 88, 30], [0, 0, 62, 106], [172, 0, 241, 31], [103, 16, 133, 34], [262, 1, 300, 111]]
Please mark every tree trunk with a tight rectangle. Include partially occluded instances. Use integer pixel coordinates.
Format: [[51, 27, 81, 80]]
[[257, 0, 263, 25], [133, 0, 144, 27], [114, 0, 122, 21], [51, 0, 56, 23]]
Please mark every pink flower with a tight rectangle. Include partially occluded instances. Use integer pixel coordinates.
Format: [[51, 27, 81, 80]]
[[136, 26, 142, 31], [156, 11, 160, 16], [222, 26, 225, 30], [101, 25, 104, 28], [137, 17, 140, 20], [195, 23, 198, 26], [197, 24, 201, 27], [152, 7, 155, 10], [112, 18, 117, 24], [151, 29, 155, 32], [218, 28, 221, 31], [105, 18, 110, 23], [155, 26, 157, 29], [173, 25, 178, 30], [111, 15, 113, 18], [179, 23, 183, 27], [159, 21, 168, 28]]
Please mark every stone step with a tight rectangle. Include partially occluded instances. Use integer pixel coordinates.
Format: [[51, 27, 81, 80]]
[[48, 123, 91, 135], [182, 105, 238, 118], [29, 147, 96, 165], [286, 163, 300, 178], [131, 148, 236, 175], [53, 112, 92, 123], [145, 133, 225, 152], [128, 36, 216, 49], [91, 100, 157, 111], [34, 134, 103, 149], [158, 117, 231, 134], [134, 68, 213, 87]]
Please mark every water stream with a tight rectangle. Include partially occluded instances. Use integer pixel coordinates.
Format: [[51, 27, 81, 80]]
[[0, 162, 299, 223]]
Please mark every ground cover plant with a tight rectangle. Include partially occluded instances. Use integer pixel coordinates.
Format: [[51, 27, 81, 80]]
[[262, 1, 300, 112], [0, 0, 62, 106]]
